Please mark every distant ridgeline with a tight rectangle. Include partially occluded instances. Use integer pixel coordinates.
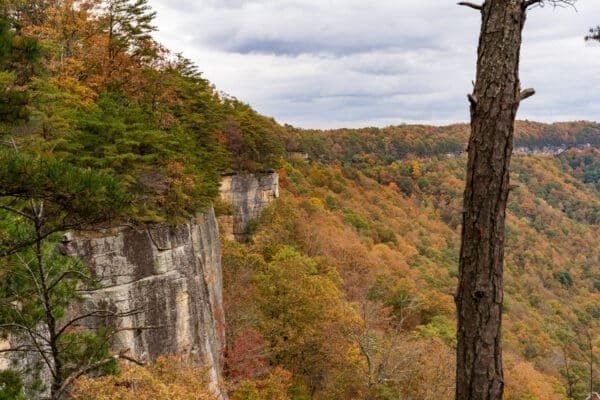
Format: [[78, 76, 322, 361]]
[[284, 121, 600, 164], [3, 2, 600, 399], [0, 0, 597, 223], [1, 0, 596, 222]]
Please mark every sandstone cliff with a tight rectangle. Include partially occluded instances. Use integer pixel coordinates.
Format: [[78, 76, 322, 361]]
[[63, 208, 226, 398], [218, 172, 279, 241], [1, 172, 280, 398]]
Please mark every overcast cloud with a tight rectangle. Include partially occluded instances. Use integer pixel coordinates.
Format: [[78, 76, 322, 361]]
[[148, 0, 600, 129]]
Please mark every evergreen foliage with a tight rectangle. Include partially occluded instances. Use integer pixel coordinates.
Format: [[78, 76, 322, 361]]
[[0, 16, 40, 129], [0, 0, 284, 223], [0, 150, 130, 398], [0, 370, 25, 400], [0, 1, 598, 399]]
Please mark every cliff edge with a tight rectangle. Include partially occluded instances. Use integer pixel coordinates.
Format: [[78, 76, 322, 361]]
[[64, 208, 226, 398]]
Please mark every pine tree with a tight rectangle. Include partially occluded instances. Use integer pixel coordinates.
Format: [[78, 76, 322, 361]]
[[0, 15, 40, 133], [0, 149, 144, 399], [456, 1, 577, 400], [104, 0, 157, 62]]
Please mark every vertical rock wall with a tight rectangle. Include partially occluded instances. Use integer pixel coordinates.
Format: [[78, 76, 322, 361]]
[[1, 170, 280, 398], [218, 172, 279, 241], [64, 208, 226, 398]]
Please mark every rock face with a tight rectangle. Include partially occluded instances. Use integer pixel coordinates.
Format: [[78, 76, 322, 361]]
[[1, 171, 280, 397], [218, 172, 279, 241], [64, 208, 226, 398]]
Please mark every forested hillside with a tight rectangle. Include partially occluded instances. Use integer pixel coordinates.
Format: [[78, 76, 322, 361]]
[[0, 1, 599, 400], [221, 136, 599, 400], [0, 1, 285, 398], [0, 0, 283, 223], [284, 121, 600, 164]]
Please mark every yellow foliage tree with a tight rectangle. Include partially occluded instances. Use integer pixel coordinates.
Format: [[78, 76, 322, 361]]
[[504, 360, 564, 400], [70, 356, 218, 400], [231, 368, 292, 400]]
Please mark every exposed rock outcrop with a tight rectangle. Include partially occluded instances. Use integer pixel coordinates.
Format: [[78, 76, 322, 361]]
[[218, 172, 279, 241], [1, 169, 281, 397], [514, 143, 594, 156], [64, 208, 226, 398]]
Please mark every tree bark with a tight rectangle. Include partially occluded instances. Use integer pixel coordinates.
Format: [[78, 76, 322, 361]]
[[456, 1, 529, 399]]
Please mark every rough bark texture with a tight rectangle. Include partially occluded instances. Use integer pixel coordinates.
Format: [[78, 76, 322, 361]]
[[456, 1, 528, 399]]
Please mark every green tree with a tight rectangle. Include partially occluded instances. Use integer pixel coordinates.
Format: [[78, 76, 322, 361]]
[[0, 16, 40, 133], [0, 15, 41, 83], [55, 92, 221, 222], [0, 370, 25, 400], [226, 100, 284, 171], [0, 149, 143, 399], [165, 55, 229, 170], [105, 0, 157, 62], [254, 247, 355, 394]]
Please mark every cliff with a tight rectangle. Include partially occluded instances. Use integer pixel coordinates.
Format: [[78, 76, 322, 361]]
[[0, 172, 281, 398], [63, 208, 226, 397], [218, 172, 279, 241]]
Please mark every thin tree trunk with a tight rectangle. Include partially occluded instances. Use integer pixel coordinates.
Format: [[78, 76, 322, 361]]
[[32, 203, 63, 399], [456, 1, 529, 399], [562, 345, 575, 400], [587, 330, 594, 399]]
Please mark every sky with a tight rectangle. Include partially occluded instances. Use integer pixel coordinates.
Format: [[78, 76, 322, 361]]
[[148, 0, 600, 129]]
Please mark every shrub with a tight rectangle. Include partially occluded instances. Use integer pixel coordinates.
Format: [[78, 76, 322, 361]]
[[71, 356, 215, 400], [344, 211, 370, 233], [215, 197, 235, 216], [553, 271, 574, 288]]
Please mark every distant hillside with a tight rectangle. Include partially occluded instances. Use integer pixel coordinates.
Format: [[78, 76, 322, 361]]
[[223, 127, 600, 399], [2, 1, 599, 399], [283, 121, 600, 164]]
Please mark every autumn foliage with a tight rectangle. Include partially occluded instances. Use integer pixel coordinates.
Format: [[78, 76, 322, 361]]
[[1, 0, 285, 223], [1, 1, 599, 399], [223, 142, 599, 399], [70, 356, 217, 400]]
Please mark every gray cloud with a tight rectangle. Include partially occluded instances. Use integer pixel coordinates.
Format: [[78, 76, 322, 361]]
[[149, 0, 600, 129]]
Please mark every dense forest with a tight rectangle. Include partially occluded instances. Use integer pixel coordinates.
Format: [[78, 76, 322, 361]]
[[285, 121, 600, 165], [0, 0, 284, 223], [0, 1, 599, 400], [219, 140, 599, 400]]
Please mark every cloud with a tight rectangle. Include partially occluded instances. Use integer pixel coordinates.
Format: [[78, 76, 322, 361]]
[[148, 0, 600, 128]]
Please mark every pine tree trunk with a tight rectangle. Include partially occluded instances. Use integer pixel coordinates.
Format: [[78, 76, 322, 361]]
[[456, 1, 528, 399]]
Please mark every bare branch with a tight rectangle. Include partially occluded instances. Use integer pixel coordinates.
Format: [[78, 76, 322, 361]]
[[523, 0, 542, 7], [519, 88, 536, 101], [55, 308, 144, 339], [523, 0, 577, 10], [458, 1, 483, 10], [46, 269, 93, 293], [1, 226, 73, 257], [0, 323, 51, 345], [467, 94, 478, 107], [0, 345, 52, 354], [15, 252, 43, 295], [23, 326, 56, 379], [0, 204, 35, 222]]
